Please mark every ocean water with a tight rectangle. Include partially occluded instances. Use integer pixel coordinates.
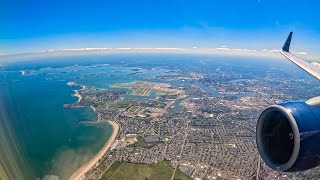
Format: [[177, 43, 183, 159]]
[[1, 54, 320, 180], [0, 55, 175, 179], [0, 69, 112, 179]]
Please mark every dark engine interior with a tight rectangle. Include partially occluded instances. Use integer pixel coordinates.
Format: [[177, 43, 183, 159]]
[[260, 109, 294, 165]]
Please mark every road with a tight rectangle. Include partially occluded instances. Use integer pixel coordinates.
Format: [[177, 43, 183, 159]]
[[256, 154, 261, 180], [170, 122, 189, 180]]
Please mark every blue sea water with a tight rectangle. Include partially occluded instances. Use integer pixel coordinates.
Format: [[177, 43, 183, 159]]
[[0, 55, 175, 179], [0, 69, 112, 179]]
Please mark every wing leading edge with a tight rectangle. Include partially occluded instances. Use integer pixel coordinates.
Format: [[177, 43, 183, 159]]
[[280, 32, 320, 80]]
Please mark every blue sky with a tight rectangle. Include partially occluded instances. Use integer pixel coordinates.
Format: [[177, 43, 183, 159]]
[[1, 0, 320, 56]]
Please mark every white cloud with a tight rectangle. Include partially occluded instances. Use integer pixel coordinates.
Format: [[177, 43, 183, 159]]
[[133, 48, 153, 50], [293, 51, 307, 55], [215, 47, 231, 51], [268, 49, 280, 53], [154, 48, 186, 50], [116, 48, 132, 50]]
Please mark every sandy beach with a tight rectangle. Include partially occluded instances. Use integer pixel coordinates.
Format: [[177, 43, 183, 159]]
[[67, 82, 85, 103], [67, 81, 117, 179], [20, 70, 26, 76], [74, 90, 82, 102], [90, 106, 103, 121], [75, 85, 85, 103], [69, 120, 119, 180]]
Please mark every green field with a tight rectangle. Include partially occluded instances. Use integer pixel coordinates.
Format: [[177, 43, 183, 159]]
[[174, 166, 192, 180], [128, 136, 161, 149], [101, 161, 191, 180], [107, 101, 131, 109]]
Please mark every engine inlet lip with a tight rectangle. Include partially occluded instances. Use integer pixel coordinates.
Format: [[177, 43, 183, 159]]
[[256, 105, 300, 171]]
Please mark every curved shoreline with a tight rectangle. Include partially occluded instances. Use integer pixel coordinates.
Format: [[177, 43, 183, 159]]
[[67, 82, 85, 103], [73, 90, 82, 103], [69, 120, 119, 180]]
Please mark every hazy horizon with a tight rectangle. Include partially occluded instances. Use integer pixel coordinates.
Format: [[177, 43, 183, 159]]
[[1, 0, 320, 58]]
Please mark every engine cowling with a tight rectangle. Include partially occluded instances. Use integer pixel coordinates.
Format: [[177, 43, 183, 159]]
[[256, 98, 320, 172]]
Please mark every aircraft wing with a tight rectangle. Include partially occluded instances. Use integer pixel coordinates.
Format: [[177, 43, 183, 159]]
[[281, 32, 320, 80]]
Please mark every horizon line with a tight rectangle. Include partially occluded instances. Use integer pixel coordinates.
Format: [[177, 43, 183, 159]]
[[0, 46, 318, 62]]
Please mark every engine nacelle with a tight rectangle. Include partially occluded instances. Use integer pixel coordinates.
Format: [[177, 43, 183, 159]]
[[256, 97, 320, 172]]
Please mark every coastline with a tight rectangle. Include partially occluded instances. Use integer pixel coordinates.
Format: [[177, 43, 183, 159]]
[[90, 106, 102, 121], [67, 82, 85, 103], [74, 90, 82, 103], [74, 85, 85, 103], [67, 81, 119, 180], [69, 120, 119, 180], [20, 70, 26, 76]]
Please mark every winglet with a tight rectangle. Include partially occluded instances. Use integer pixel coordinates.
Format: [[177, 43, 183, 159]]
[[282, 31, 293, 52]]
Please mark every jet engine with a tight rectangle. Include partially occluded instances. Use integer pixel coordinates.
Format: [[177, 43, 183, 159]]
[[256, 97, 320, 172]]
